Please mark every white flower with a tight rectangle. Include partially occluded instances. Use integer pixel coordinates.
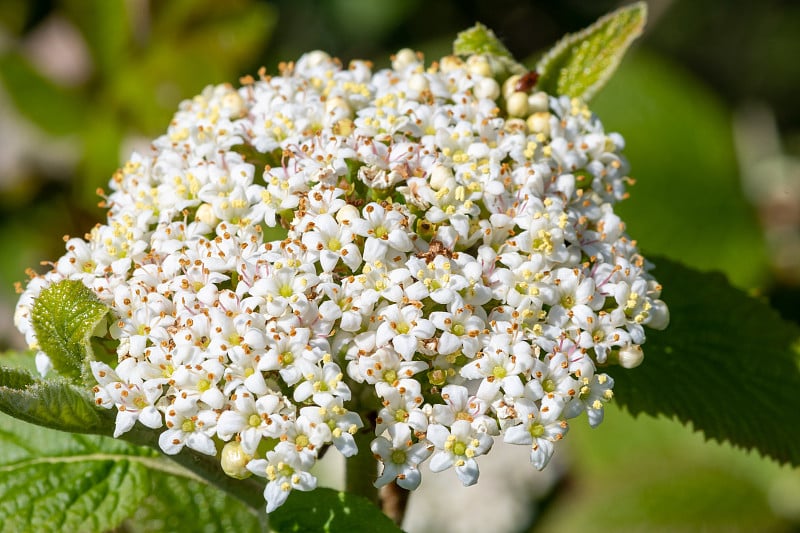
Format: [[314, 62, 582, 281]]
[[372, 422, 432, 490], [427, 419, 493, 486], [503, 396, 568, 470], [247, 441, 318, 513]]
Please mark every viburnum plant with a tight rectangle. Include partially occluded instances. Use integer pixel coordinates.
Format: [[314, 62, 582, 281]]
[[3, 3, 799, 532]]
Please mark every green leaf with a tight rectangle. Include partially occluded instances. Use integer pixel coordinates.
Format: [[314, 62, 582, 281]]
[[0, 364, 113, 434], [536, 2, 647, 101], [125, 473, 266, 533], [591, 51, 769, 288], [0, 53, 87, 135], [31, 279, 110, 382], [613, 258, 800, 466], [270, 488, 402, 533], [0, 412, 266, 533], [453, 23, 526, 76], [454, 23, 515, 60]]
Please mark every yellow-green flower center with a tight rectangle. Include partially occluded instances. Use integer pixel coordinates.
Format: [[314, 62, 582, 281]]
[[249, 414, 262, 427], [452, 441, 467, 456], [181, 418, 195, 433], [391, 449, 407, 464]]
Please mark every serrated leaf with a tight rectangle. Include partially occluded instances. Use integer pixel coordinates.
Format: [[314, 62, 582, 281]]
[[270, 488, 402, 533], [31, 279, 110, 382], [0, 364, 113, 434], [536, 2, 647, 101], [0, 412, 267, 532], [0, 53, 87, 135], [613, 257, 800, 466]]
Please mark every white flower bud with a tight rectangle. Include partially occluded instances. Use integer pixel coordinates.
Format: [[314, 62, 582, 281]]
[[503, 74, 522, 100], [408, 73, 429, 93], [439, 55, 464, 73], [647, 299, 670, 330], [196, 203, 217, 226], [393, 48, 418, 70], [527, 112, 551, 136], [221, 441, 252, 479], [466, 55, 492, 77], [221, 91, 246, 118], [618, 345, 644, 369], [506, 91, 529, 117], [304, 50, 331, 68], [429, 163, 454, 190], [528, 91, 549, 113], [473, 77, 500, 101], [336, 204, 360, 224]]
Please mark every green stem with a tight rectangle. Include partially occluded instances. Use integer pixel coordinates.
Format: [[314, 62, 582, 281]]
[[346, 430, 379, 506]]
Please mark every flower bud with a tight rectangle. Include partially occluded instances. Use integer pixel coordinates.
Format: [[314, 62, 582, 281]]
[[196, 203, 218, 226], [220, 441, 252, 479], [408, 73, 429, 93], [304, 50, 331, 68], [439, 55, 464, 73], [506, 91, 529, 117], [336, 204, 360, 224], [503, 74, 522, 100], [617, 345, 644, 369], [473, 77, 500, 100], [393, 48, 418, 71], [428, 163, 454, 190], [466, 55, 492, 77], [526, 112, 551, 136], [527, 91, 549, 113]]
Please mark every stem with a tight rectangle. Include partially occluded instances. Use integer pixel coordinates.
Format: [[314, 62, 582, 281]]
[[345, 429, 379, 505]]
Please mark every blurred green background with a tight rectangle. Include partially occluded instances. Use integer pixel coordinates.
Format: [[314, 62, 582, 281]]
[[0, 0, 798, 531]]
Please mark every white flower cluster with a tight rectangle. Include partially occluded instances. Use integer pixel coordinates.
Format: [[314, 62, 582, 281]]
[[15, 47, 667, 513]]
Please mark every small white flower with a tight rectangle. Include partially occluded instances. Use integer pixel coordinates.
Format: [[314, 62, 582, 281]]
[[247, 441, 318, 513], [372, 422, 432, 490], [427, 419, 493, 486]]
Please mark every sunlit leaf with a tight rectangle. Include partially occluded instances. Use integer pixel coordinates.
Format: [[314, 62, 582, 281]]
[[31, 279, 110, 382], [0, 412, 266, 532], [613, 258, 800, 466], [536, 2, 647, 101]]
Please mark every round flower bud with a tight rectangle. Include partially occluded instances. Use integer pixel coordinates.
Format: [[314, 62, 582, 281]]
[[473, 77, 500, 100], [336, 204, 360, 224], [617, 345, 645, 369], [196, 203, 218, 226], [466, 55, 492, 77], [439, 55, 464, 73], [506, 91, 529, 117], [429, 163, 454, 190], [221, 91, 246, 118], [393, 48, 418, 70], [304, 50, 331, 68], [503, 74, 522, 100], [220, 441, 252, 479], [408, 73, 429, 93], [527, 91, 549, 113], [526, 112, 551, 136]]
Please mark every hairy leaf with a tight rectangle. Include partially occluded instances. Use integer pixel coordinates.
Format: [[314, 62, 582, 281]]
[[31, 279, 110, 382], [453, 23, 526, 76], [536, 2, 647, 101], [270, 488, 402, 533], [0, 371, 111, 434], [0, 412, 267, 532], [613, 258, 800, 466]]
